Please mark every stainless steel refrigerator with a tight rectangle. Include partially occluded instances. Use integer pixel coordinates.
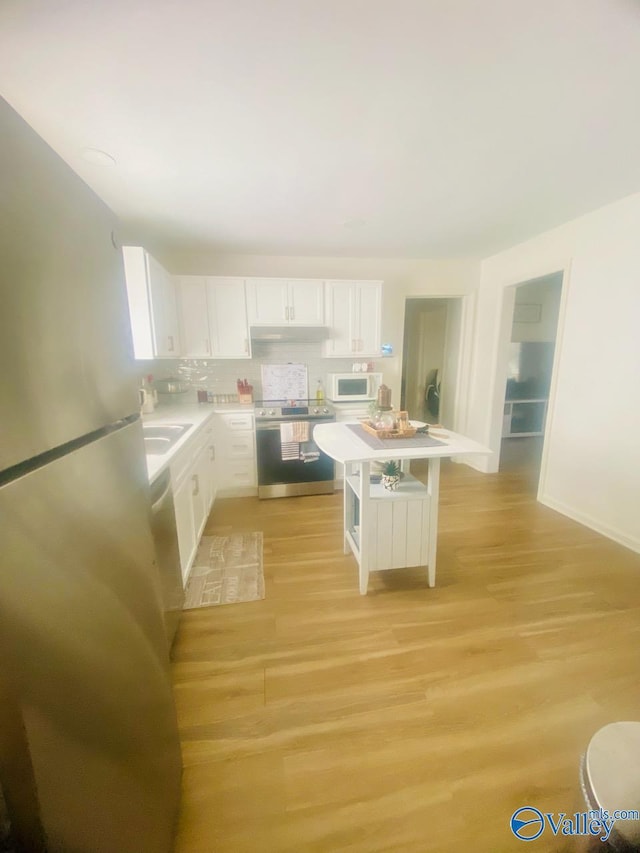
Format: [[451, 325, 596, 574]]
[[0, 99, 182, 851]]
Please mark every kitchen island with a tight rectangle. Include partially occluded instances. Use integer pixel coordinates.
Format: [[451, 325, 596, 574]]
[[313, 423, 491, 594]]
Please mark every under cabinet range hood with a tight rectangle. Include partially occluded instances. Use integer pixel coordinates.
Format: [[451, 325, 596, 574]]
[[250, 325, 330, 342]]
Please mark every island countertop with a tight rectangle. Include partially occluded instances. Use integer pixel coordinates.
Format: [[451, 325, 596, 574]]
[[313, 422, 491, 465]]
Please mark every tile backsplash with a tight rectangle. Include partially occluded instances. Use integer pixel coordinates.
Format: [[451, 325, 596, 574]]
[[137, 341, 381, 402]]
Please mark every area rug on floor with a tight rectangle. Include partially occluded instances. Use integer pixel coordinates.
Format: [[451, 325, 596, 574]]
[[183, 532, 264, 608]]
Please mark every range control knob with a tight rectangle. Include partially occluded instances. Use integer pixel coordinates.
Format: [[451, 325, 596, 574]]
[[312, 407, 320, 414], [323, 407, 330, 414], [269, 409, 276, 416], [258, 409, 265, 416]]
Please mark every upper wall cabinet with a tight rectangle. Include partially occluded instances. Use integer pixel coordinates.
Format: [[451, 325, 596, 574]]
[[176, 276, 210, 357], [246, 278, 325, 326], [207, 277, 251, 359], [324, 280, 382, 357], [176, 275, 251, 359], [122, 246, 180, 359]]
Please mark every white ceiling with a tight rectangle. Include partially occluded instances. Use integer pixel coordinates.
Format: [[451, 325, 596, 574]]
[[2, 0, 640, 259]]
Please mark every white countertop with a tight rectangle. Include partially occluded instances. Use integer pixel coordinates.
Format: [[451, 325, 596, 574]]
[[142, 402, 254, 483], [313, 422, 491, 464]]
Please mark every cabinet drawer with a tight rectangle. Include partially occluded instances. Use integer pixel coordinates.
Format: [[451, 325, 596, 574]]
[[219, 460, 257, 487], [217, 412, 254, 431], [220, 433, 255, 460]]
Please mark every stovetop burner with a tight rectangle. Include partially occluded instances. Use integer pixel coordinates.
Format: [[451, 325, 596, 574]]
[[254, 399, 336, 420]]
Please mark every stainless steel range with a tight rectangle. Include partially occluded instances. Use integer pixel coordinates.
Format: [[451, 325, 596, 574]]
[[255, 399, 336, 498]]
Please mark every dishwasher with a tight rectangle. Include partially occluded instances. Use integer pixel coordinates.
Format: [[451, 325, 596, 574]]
[[149, 468, 184, 650]]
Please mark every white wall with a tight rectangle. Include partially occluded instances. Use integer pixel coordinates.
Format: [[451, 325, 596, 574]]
[[160, 252, 480, 406], [467, 192, 640, 552]]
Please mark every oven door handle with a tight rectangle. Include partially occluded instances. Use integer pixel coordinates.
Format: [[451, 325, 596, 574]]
[[256, 420, 335, 432]]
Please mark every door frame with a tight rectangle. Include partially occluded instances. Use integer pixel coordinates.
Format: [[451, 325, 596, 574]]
[[490, 262, 572, 498]]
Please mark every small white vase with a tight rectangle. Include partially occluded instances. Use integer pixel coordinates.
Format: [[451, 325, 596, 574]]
[[381, 473, 401, 491]]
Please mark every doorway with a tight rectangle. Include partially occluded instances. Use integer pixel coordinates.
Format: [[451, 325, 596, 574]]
[[498, 273, 563, 490], [400, 297, 463, 427]]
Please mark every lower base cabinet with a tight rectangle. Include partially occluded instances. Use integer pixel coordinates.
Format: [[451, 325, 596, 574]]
[[173, 472, 198, 584], [170, 418, 216, 585], [214, 411, 257, 496]]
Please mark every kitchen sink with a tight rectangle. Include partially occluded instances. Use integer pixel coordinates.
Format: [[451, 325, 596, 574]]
[[142, 423, 192, 455]]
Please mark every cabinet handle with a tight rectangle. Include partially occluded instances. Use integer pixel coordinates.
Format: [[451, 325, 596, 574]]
[[285, 306, 289, 321], [359, 338, 363, 351], [290, 306, 294, 321], [352, 339, 356, 352], [192, 474, 199, 497], [204, 339, 210, 354], [209, 445, 215, 461], [168, 335, 175, 352], [244, 338, 249, 353]]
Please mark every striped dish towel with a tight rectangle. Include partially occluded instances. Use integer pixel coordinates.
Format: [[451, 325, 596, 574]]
[[280, 422, 310, 442], [280, 442, 299, 461]]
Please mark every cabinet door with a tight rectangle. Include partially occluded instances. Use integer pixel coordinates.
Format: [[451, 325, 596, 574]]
[[355, 282, 382, 356], [207, 277, 251, 358], [324, 281, 355, 356], [191, 446, 209, 542], [245, 278, 288, 325], [173, 473, 196, 584], [287, 279, 324, 325], [176, 276, 211, 357], [195, 422, 217, 514], [205, 432, 217, 511], [147, 253, 180, 357]]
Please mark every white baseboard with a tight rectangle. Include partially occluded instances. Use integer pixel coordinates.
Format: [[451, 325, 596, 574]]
[[457, 454, 494, 473], [539, 493, 640, 555]]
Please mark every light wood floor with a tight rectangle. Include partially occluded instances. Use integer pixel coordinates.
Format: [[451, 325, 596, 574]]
[[171, 458, 640, 853]]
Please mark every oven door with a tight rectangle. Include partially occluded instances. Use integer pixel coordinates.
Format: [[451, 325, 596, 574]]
[[256, 419, 335, 498]]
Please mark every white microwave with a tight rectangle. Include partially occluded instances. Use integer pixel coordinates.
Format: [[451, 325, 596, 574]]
[[326, 372, 382, 402]]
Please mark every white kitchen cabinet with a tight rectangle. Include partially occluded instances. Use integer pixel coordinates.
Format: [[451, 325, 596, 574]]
[[169, 416, 217, 584], [214, 411, 257, 496], [190, 442, 210, 543], [207, 277, 251, 358], [203, 423, 218, 510], [246, 278, 325, 326], [175, 275, 251, 359], [176, 276, 211, 357], [173, 471, 197, 584], [123, 246, 180, 358], [324, 280, 382, 357]]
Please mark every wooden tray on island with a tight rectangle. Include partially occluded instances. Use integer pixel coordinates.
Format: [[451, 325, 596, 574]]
[[360, 411, 417, 440]]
